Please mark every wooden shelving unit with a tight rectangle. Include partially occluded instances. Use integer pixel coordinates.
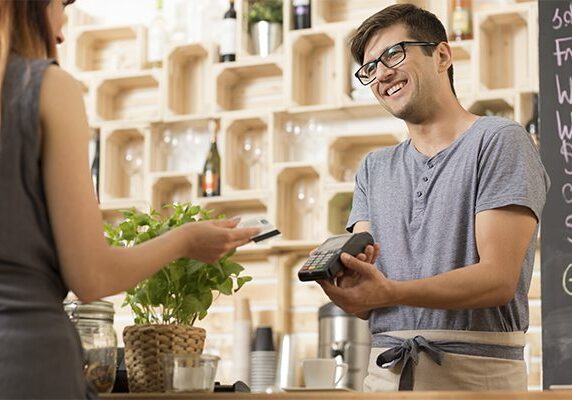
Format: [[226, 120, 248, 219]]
[[165, 43, 213, 117], [95, 72, 161, 122], [73, 25, 144, 73], [63, 0, 541, 386]]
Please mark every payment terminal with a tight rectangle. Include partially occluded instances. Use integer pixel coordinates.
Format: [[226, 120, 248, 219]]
[[297, 232, 374, 281]]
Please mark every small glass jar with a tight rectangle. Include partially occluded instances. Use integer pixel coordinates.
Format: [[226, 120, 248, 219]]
[[64, 300, 118, 393]]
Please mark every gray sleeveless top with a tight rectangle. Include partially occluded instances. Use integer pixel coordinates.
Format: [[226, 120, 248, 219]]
[[0, 55, 93, 398]]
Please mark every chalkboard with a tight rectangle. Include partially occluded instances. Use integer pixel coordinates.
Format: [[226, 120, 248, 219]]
[[538, 0, 572, 390]]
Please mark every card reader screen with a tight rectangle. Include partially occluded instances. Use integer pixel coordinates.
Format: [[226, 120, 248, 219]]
[[319, 235, 350, 251]]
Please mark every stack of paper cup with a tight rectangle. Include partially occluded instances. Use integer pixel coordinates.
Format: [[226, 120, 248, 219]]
[[250, 326, 277, 392], [232, 298, 252, 385]]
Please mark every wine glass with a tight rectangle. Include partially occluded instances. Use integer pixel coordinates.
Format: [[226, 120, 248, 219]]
[[159, 127, 178, 171], [293, 177, 317, 239], [122, 139, 143, 197], [238, 132, 263, 189], [283, 120, 303, 161]]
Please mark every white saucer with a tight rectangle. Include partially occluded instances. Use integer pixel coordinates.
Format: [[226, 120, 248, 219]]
[[282, 386, 353, 392]]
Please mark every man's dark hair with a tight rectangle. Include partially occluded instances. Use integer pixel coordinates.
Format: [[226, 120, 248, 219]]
[[350, 4, 456, 96]]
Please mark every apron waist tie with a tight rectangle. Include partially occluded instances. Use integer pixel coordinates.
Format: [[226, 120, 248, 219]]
[[375, 334, 524, 391]]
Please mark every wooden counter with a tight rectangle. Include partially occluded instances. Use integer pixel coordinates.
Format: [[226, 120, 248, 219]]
[[102, 391, 572, 400]]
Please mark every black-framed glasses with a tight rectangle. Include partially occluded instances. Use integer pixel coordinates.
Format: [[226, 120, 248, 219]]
[[354, 41, 438, 86]]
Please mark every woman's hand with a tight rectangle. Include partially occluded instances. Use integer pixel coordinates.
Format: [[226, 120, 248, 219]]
[[183, 218, 260, 263]]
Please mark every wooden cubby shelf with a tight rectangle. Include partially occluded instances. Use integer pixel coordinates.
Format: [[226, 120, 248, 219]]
[[468, 95, 515, 120], [73, 25, 143, 73], [223, 116, 270, 191], [149, 118, 211, 174], [312, 0, 392, 26], [312, 0, 446, 26], [95, 72, 161, 122], [475, 4, 535, 93], [215, 58, 284, 112], [276, 165, 321, 241], [165, 43, 212, 117], [100, 125, 149, 202], [289, 30, 336, 107], [151, 173, 197, 217], [327, 191, 354, 236], [198, 192, 270, 222]]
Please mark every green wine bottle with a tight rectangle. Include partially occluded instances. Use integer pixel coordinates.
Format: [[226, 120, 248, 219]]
[[201, 119, 221, 197]]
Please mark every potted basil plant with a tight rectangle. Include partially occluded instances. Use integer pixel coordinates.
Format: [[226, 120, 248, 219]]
[[104, 203, 251, 392]]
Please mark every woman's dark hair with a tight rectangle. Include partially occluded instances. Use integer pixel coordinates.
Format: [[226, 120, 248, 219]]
[[0, 0, 59, 121], [350, 4, 455, 96]]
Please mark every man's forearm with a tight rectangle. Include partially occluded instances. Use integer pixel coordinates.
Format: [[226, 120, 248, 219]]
[[381, 261, 516, 310]]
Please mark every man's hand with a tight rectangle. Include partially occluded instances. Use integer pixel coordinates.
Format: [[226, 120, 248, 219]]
[[336, 243, 379, 289], [318, 243, 392, 318]]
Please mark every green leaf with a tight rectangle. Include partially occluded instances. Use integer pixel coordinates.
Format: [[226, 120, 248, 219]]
[[247, 0, 283, 24], [222, 261, 244, 276], [147, 273, 168, 306], [236, 276, 253, 292], [198, 290, 213, 310], [182, 295, 203, 316], [217, 278, 233, 295]]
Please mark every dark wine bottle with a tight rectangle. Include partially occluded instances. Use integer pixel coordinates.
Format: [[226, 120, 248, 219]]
[[293, 0, 311, 30], [90, 129, 100, 201], [220, 0, 237, 62], [201, 119, 221, 197], [525, 93, 540, 147]]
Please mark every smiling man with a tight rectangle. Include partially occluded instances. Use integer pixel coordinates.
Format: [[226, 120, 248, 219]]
[[317, 4, 550, 392]]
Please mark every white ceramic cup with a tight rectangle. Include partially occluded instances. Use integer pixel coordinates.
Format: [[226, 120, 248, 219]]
[[302, 358, 348, 389]]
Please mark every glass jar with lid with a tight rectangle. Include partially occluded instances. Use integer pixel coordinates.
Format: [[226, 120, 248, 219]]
[[64, 300, 117, 393]]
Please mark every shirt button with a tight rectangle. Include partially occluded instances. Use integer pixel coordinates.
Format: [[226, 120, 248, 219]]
[[428, 163, 434, 169], [422, 177, 428, 182], [416, 191, 422, 197]]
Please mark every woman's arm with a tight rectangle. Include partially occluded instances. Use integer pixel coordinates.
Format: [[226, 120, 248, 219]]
[[40, 66, 258, 302]]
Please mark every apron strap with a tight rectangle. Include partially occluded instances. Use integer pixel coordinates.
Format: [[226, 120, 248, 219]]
[[375, 334, 524, 391]]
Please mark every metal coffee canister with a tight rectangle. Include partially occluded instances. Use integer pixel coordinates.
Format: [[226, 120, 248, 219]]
[[64, 299, 118, 393], [318, 302, 371, 391]]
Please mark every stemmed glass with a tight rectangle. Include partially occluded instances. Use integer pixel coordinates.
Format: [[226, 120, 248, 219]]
[[305, 118, 326, 163], [283, 120, 303, 161], [238, 132, 263, 189], [122, 139, 143, 197], [159, 128, 178, 171], [293, 177, 317, 239]]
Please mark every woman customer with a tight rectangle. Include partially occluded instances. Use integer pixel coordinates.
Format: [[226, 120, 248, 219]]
[[0, 1, 259, 397]]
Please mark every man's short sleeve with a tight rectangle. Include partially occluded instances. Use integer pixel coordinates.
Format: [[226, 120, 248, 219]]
[[476, 124, 549, 220], [346, 153, 371, 232]]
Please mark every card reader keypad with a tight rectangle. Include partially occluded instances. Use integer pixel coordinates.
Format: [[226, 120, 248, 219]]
[[301, 250, 337, 271]]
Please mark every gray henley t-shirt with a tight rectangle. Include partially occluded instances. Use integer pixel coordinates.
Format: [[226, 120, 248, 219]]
[[347, 116, 549, 337]]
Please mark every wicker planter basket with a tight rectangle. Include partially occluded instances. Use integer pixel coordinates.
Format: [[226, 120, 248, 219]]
[[123, 324, 206, 392]]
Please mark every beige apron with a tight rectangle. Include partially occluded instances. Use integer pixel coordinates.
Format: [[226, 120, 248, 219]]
[[363, 330, 527, 391]]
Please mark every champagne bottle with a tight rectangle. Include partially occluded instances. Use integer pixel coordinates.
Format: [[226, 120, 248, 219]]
[[147, 0, 167, 68], [201, 119, 221, 197], [293, 0, 311, 30], [525, 93, 540, 147], [90, 129, 100, 201], [220, 0, 237, 62], [451, 0, 472, 41]]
